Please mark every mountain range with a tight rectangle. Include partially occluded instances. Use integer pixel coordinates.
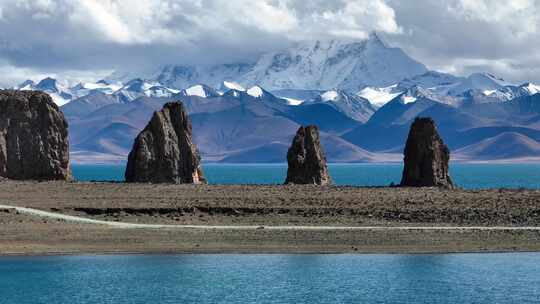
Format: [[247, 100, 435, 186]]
[[10, 34, 540, 164]]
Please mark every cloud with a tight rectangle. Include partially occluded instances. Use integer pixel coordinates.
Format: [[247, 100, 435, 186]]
[[386, 0, 540, 83], [0, 0, 539, 86], [0, 0, 401, 86], [449, 0, 538, 37]]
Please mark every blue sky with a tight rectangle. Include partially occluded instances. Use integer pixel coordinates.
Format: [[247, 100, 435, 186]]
[[0, 0, 539, 86]]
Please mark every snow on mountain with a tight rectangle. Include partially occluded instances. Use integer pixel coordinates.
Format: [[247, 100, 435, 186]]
[[146, 85, 180, 98], [521, 83, 540, 95], [112, 79, 152, 103], [321, 90, 339, 102], [239, 33, 427, 92], [281, 97, 304, 106], [15, 77, 73, 106], [112, 79, 180, 103], [247, 86, 264, 98], [393, 71, 523, 103], [146, 33, 427, 92], [184, 85, 207, 98], [357, 84, 402, 107], [222, 81, 245, 91], [396, 86, 457, 106], [16, 80, 36, 91], [361, 71, 540, 106], [456, 79, 540, 103], [70, 80, 123, 98], [216, 85, 269, 100], [223, 89, 244, 98], [305, 90, 377, 123], [180, 84, 220, 98], [155, 63, 254, 90], [402, 95, 417, 104], [446, 73, 511, 96]]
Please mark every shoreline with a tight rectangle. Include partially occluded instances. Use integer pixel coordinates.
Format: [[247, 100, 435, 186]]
[[3, 249, 540, 257], [1, 181, 540, 255], [69, 160, 540, 166]]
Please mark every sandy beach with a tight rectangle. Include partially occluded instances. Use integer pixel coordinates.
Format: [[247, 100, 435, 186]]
[[1, 181, 540, 255]]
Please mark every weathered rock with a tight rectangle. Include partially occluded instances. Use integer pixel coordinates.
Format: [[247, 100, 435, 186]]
[[400, 117, 454, 188], [0, 90, 71, 180], [285, 125, 331, 185], [125, 101, 206, 184]]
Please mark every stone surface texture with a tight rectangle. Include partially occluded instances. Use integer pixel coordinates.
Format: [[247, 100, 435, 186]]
[[0, 90, 71, 180], [285, 125, 331, 185], [125, 101, 205, 184], [400, 117, 454, 188]]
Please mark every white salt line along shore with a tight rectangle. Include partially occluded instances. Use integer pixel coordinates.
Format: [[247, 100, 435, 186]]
[[2, 203, 540, 231]]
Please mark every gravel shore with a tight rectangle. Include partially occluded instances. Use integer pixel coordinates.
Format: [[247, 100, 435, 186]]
[[1, 181, 539, 255]]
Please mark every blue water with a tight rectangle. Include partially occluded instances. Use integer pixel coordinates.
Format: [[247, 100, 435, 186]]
[[1, 253, 539, 304], [72, 163, 540, 189]]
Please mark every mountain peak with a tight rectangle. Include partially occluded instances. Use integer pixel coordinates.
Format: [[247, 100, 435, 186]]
[[222, 81, 245, 92], [181, 84, 220, 98], [321, 90, 340, 102], [367, 32, 388, 47], [36, 77, 59, 92], [247, 86, 264, 98], [16, 79, 35, 90]]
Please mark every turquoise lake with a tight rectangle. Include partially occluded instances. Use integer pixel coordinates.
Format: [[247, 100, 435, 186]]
[[72, 163, 540, 189], [1, 253, 540, 304]]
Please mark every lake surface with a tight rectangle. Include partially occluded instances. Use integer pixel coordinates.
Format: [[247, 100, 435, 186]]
[[72, 163, 540, 189], [1, 253, 539, 304]]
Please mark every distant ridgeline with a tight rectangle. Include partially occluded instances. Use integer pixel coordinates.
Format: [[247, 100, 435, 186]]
[[1, 90, 455, 188]]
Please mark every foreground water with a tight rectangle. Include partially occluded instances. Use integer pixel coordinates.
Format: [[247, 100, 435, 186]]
[[1, 254, 539, 304], [72, 163, 540, 189]]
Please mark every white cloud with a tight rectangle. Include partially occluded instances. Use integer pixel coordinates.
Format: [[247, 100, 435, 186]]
[[323, 1, 400, 36], [225, 1, 298, 34], [386, 0, 540, 84], [448, 0, 539, 37], [70, 1, 133, 44], [1, 0, 540, 86], [0, 0, 402, 86], [0, 59, 113, 88]]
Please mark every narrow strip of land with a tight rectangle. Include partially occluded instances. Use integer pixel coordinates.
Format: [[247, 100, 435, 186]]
[[1, 182, 540, 254], [2, 204, 540, 231]]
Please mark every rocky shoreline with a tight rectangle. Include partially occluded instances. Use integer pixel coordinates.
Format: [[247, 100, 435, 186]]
[[1, 181, 540, 255]]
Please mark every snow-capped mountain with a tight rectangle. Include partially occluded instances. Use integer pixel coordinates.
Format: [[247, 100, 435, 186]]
[[220, 81, 245, 92], [359, 71, 540, 107], [70, 80, 123, 98], [146, 33, 427, 92], [357, 84, 402, 108], [155, 64, 254, 90], [304, 89, 377, 123], [520, 83, 540, 95], [179, 84, 220, 98], [15, 77, 73, 106], [221, 85, 287, 105], [112, 79, 180, 103], [238, 33, 427, 92], [445, 73, 511, 96], [13, 77, 181, 106]]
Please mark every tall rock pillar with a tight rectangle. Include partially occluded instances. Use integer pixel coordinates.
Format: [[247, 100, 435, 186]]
[[400, 117, 454, 188]]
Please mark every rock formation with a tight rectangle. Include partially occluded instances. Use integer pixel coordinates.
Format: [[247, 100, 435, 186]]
[[285, 125, 331, 185], [0, 90, 71, 180], [125, 101, 206, 184], [400, 117, 454, 188]]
